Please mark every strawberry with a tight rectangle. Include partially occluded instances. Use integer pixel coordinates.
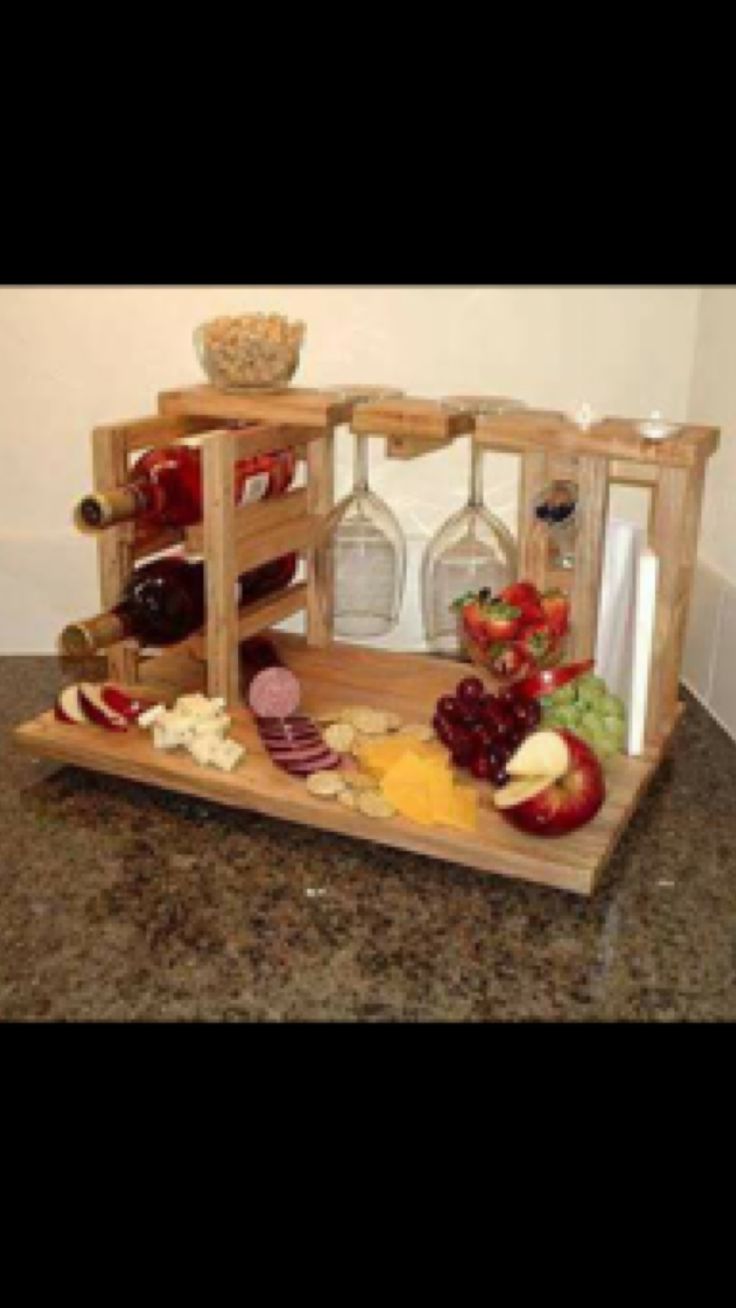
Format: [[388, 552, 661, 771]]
[[488, 641, 532, 681], [480, 602, 522, 642], [516, 620, 556, 665], [499, 580, 545, 624], [540, 589, 570, 638], [461, 601, 492, 649]]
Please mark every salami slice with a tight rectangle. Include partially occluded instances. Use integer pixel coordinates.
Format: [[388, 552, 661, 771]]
[[241, 636, 301, 721], [249, 666, 301, 721]]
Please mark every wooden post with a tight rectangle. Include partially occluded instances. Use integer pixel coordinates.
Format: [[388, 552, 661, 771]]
[[518, 452, 550, 590], [202, 430, 240, 706], [646, 458, 706, 744], [306, 426, 335, 646], [92, 427, 139, 686], [570, 456, 610, 661]]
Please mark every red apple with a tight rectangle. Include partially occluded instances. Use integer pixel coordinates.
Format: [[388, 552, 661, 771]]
[[496, 729, 605, 837], [101, 683, 159, 722], [77, 683, 129, 731], [54, 684, 88, 725]]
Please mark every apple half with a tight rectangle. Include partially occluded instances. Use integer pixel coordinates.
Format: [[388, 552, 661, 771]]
[[506, 730, 569, 782], [77, 683, 129, 731], [54, 684, 89, 725], [494, 728, 605, 837], [101, 683, 158, 722]]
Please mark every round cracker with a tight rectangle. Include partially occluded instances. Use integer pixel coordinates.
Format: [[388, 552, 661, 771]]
[[357, 791, 396, 820], [337, 789, 358, 810], [323, 722, 357, 754], [383, 711, 403, 731], [343, 770, 379, 791], [351, 708, 391, 736], [397, 723, 435, 742], [306, 771, 346, 799]]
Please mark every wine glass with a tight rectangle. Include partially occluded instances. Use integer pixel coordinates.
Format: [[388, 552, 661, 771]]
[[421, 397, 524, 657], [326, 385, 407, 640]]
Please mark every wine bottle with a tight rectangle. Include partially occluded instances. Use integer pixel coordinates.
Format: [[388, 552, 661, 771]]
[[59, 554, 298, 656], [74, 444, 296, 534]]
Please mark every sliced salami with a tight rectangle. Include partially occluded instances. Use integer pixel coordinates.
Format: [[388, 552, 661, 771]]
[[283, 751, 341, 775], [249, 666, 301, 721]]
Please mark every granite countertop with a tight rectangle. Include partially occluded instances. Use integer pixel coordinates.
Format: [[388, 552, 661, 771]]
[[2, 657, 735, 1022]]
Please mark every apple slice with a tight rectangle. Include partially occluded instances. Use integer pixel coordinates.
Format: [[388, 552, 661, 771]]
[[54, 684, 88, 725], [78, 682, 129, 731], [494, 777, 554, 810], [101, 683, 159, 722], [507, 730, 569, 781]]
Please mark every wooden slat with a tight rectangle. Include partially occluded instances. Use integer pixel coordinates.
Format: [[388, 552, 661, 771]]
[[159, 385, 354, 429], [646, 459, 707, 744], [187, 583, 309, 659], [92, 414, 219, 455], [352, 397, 475, 442], [186, 488, 308, 555], [476, 411, 719, 467], [235, 514, 324, 575], [518, 451, 550, 589], [386, 436, 454, 460], [570, 457, 610, 660], [92, 427, 139, 686], [14, 634, 682, 898], [610, 460, 659, 487], [306, 431, 335, 646], [237, 581, 308, 643], [202, 431, 240, 707]]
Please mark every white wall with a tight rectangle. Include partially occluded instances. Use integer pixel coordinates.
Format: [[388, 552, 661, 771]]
[[0, 285, 703, 653], [680, 287, 736, 740]]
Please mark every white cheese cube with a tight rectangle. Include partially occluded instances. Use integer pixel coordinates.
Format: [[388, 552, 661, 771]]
[[208, 739, 246, 773], [175, 694, 227, 721], [188, 734, 221, 768], [138, 704, 167, 730]]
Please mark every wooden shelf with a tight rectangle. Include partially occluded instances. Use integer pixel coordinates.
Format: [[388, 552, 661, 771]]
[[158, 385, 355, 429], [13, 634, 681, 898], [474, 410, 720, 467]]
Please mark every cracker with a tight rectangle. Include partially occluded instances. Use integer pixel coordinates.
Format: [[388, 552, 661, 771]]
[[383, 712, 403, 731], [397, 723, 435, 743], [306, 772, 346, 799], [342, 770, 379, 791], [357, 791, 396, 820], [323, 723, 357, 754], [350, 708, 391, 736], [337, 789, 358, 810]]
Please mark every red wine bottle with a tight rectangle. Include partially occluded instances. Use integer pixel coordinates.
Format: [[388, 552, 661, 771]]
[[59, 554, 297, 656], [74, 444, 296, 534]]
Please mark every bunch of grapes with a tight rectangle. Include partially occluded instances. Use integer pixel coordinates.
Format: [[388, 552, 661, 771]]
[[540, 673, 626, 762], [433, 676, 541, 788]]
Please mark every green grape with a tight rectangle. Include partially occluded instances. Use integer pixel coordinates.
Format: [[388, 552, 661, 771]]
[[582, 710, 603, 733], [539, 695, 554, 711], [556, 705, 581, 728], [601, 693, 626, 719], [552, 682, 577, 707], [603, 715, 626, 745]]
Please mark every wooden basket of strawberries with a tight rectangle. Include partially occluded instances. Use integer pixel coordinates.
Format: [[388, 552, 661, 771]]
[[453, 580, 571, 688]]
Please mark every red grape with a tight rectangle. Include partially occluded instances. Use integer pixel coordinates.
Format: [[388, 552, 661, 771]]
[[436, 694, 463, 724], [456, 676, 485, 710], [470, 750, 493, 781], [513, 698, 541, 730], [489, 761, 510, 788], [432, 713, 456, 748], [450, 728, 475, 768]]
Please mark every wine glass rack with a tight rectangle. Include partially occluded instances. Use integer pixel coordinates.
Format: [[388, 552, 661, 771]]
[[14, 382, 720, 895]]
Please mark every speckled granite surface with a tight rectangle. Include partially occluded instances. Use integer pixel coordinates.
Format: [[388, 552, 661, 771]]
[[2, 657, 735, 1022]]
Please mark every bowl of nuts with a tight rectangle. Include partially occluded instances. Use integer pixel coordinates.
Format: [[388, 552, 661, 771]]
[[194, 313, 306, 392]]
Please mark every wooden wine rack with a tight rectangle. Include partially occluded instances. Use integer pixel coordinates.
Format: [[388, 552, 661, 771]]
[[14, 385, 720, 896]]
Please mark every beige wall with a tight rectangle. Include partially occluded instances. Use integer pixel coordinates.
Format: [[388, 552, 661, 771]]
[[0, 285, 703, 653], [687, 287, 736, 582]]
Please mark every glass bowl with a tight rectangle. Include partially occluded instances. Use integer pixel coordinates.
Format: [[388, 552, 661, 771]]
[[194, 315, 305, 392]]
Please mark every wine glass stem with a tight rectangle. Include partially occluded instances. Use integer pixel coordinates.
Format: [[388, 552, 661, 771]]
[[469, 442, 484, 509], [353, 434, 370, 493]]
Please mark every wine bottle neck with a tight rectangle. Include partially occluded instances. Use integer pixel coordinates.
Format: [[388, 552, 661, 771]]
[[59, 605, 133, 657], [74, 482, 153, 533]]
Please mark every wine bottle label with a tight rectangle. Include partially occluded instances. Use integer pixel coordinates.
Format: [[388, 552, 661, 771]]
[[239, 472, 270, 506]]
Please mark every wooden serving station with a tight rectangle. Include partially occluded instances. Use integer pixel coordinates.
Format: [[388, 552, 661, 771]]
[[14, 385, 720, 896]]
